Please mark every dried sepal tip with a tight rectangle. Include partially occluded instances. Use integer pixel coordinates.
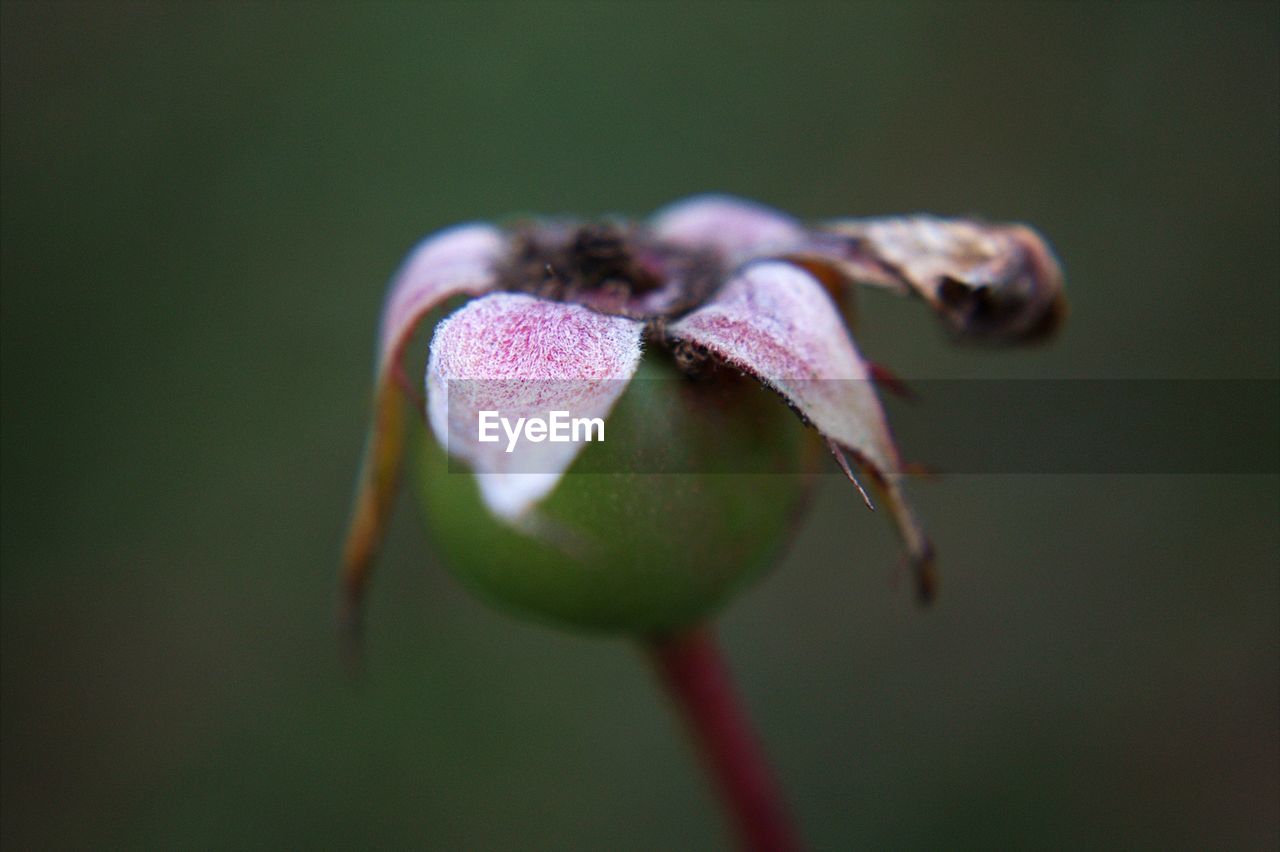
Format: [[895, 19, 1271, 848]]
[[805, 215, 1065, 343]]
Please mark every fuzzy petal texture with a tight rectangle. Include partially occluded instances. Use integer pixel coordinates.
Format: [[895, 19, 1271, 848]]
[[669, 261, 898, 470], [341, 224, 506, 628], [668, 260, 936, 598], [650, 194, 807, 266], [427, 293, 644, 521], [377, 223, 507, 370]]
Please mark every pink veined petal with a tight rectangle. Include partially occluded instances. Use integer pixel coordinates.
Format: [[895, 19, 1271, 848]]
[[426, 293, 644, 521], [341, 223, 506, 631], [669, 261, 898, 470], [667, 260, 936, 600], [650, 194, 808, 266]]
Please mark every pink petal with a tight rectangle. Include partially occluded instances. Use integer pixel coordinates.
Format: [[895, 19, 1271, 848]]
[[650, 194, 807, 265], [341, 223, 505, 629], [670, 261, 898, 470], [377, 223, 506, 370], [668, 261, 935, 598], [427, 293, 644, 520]]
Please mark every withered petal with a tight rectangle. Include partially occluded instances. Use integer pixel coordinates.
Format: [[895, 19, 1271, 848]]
[[801, 215, 1065, 343]]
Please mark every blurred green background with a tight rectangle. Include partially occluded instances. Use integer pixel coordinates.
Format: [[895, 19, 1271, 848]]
[[2, 1, 1276, 849]]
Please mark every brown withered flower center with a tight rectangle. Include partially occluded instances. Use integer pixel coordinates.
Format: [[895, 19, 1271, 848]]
[[495, 222, 725, 321]]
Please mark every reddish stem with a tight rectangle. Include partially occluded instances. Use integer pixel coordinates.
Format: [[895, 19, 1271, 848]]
[[646, 627, 800, 852]]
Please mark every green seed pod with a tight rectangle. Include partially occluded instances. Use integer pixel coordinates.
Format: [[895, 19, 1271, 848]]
[[411, 355, 815, 633]]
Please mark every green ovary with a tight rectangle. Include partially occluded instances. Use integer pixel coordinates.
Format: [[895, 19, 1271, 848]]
[[411, 356, 815, 634]]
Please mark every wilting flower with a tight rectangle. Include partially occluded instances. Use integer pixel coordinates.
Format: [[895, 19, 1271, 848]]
[[340, 195, 1064, 634], [338, 194, 1064, 848]]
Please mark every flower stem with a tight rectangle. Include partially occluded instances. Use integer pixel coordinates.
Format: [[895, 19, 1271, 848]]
[[645, 627, 800, 852]]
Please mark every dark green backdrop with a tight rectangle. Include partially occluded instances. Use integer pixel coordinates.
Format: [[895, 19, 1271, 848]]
[[3, 2, 1277, 849]]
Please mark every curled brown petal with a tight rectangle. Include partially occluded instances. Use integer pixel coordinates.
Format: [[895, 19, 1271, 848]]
[[798, 216, 1066, 343]]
